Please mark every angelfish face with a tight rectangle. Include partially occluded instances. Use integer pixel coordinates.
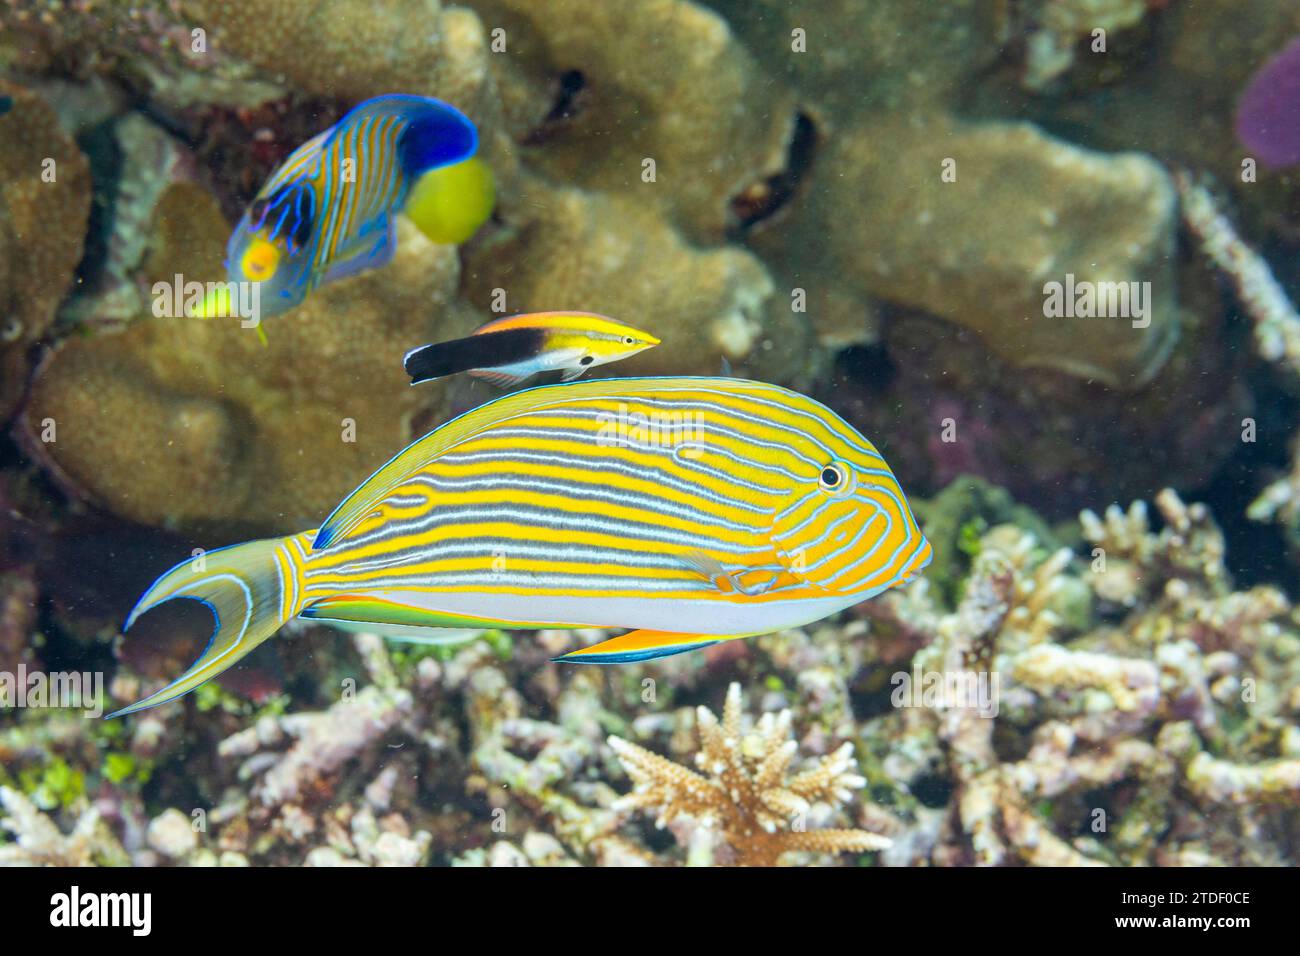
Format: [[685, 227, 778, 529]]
[[225, 223, 309, 317], [769, 459, 931, 597], [225, 184, 318, 317]]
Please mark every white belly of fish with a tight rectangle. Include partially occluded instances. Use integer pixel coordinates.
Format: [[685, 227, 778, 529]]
[[365, 588, 865, 636]]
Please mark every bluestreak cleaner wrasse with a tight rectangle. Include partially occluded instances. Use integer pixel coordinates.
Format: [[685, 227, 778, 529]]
[[108, 377, 931, 717], [403, 311, 661, 387], [225, 94, 477, 318]]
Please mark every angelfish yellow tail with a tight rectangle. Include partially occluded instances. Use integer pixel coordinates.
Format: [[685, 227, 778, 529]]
[[107, 531, 316, 718]]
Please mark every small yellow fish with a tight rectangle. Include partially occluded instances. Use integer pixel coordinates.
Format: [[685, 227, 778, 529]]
[[403, 311, 660, 387]]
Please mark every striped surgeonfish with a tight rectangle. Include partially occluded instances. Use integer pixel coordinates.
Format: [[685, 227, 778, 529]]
[[108, 377, 931, 718], [222, 94, 478, 318], [403, 311, 661, 387]]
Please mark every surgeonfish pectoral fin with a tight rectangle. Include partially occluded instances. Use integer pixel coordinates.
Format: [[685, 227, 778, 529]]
[[676, 550, 780, 597], [551, 629, 735, 665], [106, 532, 314, 718], [560, 366, 587, 382]]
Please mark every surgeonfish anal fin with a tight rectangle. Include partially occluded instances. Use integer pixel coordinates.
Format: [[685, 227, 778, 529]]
[[551, 630, 731, 665]]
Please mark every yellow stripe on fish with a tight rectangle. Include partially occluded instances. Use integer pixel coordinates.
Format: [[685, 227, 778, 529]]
[[108, 377, 930, 718]]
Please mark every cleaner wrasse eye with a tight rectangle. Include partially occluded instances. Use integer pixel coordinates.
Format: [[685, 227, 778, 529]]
[[108, 377, 930, 718], [224, 94, 479, 319], [403, 311, 661, 388]]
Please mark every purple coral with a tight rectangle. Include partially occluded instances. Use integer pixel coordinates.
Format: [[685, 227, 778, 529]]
[[1236, 37, 1300, 169]]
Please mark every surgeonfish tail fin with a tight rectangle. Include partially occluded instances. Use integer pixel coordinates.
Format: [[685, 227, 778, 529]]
[[107, 531, 317, 718], [398, 99, 478, 177]]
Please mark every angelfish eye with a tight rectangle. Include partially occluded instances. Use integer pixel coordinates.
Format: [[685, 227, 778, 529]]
[[818, 462, 851, 493]]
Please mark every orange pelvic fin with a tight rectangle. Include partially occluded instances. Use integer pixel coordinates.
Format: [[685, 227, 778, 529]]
[[552, 629, 738, 665]]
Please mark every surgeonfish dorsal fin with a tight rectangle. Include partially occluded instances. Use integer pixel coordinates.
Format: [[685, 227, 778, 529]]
[[313, 376, 763, 550]]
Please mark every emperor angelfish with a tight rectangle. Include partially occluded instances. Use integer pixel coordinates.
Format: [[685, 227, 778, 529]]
[[403, 311, 661, 388], [109, 378, 931, 718], [227, 94, 477, 317]]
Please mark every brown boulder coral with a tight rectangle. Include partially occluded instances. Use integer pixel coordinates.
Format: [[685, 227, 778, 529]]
[[22, 183, 469, 536], [788, 115, 1180, 387], [0, 81, 91, 422], [463, 180, 817, 386], [739, 71, 1183, 388], [188, 0, 494, 112], [608, 682, 890, 866], [467, 0, 799, 242]]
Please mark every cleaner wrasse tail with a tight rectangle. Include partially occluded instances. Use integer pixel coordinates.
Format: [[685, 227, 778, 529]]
[[107, 531, 316, 718]]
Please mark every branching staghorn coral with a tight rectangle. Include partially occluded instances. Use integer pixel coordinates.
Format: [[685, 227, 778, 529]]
[[0, 786, 128, 866], [1175, 170, 1300, 377], [853, 488, 1299, 867], [607, 682, 889, 866], [1080, 488, 1230, 609]]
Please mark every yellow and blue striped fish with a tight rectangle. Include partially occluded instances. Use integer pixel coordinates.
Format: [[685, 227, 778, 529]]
[[108, 377, 931, 717], [225, 94, 477, 317]]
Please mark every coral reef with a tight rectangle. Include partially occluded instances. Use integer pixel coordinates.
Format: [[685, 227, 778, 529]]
[[462, 180, 815, 385], [608, 683, 888, 866], [467, 0, 798, 243], [1009, 0, 1156, 93], [2, 478, 1295, 867], [22, 193, 468, 535], [0, 80, 91, 422], [770, 114, 1181, 387], [1176, 170, 1300, 377], [3, 0, 1300, 872], [1235, 35, 1300, 170]]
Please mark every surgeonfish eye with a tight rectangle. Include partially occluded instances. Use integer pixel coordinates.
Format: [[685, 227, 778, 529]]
[[241, 239, 282, 282], [818, 461, 853, 495], [624, 336, 636, 345]]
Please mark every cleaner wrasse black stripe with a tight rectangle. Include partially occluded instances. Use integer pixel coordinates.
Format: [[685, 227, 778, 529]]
[[404, 327, 549, 384]]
